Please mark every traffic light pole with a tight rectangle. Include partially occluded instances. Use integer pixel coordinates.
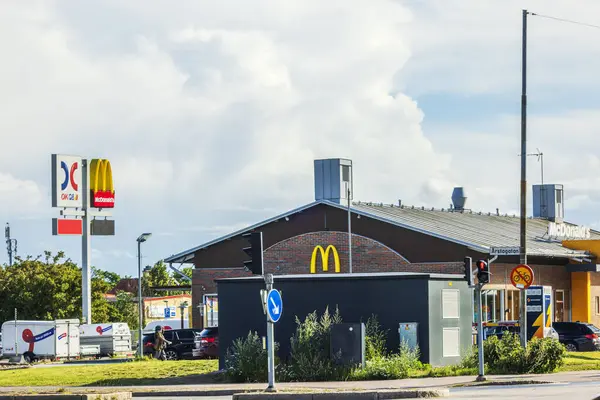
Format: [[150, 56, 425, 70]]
[[476, 282, 485, 381]]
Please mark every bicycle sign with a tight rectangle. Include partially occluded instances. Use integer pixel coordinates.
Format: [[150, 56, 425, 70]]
[[510, 264, 534, 289]]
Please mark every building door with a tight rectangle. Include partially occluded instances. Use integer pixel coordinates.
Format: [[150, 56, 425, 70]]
[[555, 290, 565, 322]]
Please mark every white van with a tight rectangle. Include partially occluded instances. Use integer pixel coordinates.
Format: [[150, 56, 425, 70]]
[[1, 319, 80, 363], [79, 323, 132, 357], [143, 319, 189, 334]]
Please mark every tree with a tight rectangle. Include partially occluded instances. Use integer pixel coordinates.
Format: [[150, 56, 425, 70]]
[[113, 291, 139, 330], [0, 251, 81, 322], [142, 260, 178, 296], [92, 267, 121, 290]]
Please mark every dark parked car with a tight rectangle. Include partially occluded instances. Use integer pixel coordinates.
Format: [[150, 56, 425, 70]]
[[552, 322, 600, 352], [143, 328, 203, 360], [193, 327, 219, 359]]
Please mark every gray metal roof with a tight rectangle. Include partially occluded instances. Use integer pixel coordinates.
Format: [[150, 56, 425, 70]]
[[352, 202, 597, 259], [164, 199, 596, 264]]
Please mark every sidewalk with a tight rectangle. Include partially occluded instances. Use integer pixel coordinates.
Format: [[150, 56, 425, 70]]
[[0, 370, 598, 396]]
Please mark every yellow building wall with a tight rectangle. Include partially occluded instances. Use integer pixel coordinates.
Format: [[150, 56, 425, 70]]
[[571, 272, 591, 323], [562, 240, 600, 324], [144, 295, 192, 324]]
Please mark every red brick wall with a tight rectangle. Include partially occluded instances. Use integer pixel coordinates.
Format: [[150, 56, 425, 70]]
[[191, 230, 463, 328], [264, 231, 408, 274]]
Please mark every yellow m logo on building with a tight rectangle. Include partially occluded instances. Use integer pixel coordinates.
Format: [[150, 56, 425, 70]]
[[310, 245, 341, 274]]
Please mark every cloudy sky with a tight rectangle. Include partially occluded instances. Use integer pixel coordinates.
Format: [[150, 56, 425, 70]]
[[2, 0, 600, 274]]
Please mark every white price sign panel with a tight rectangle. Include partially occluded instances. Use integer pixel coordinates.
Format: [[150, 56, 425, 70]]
[[51, 154, 83, 208]]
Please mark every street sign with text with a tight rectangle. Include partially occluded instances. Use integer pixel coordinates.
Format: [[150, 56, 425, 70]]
[[489, 246, 520, 256]]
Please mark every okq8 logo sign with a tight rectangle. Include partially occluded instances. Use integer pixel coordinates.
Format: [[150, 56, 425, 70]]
[[52, 154, 83, 208]]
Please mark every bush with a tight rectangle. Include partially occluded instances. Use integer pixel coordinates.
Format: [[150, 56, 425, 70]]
[[350, 341, 421, 381], [284, 306, 343, 382], [472, 332, 566, 374], [225, 331, 278, 383], [525, 336, 566, 373], [364, 314, 388, 360]]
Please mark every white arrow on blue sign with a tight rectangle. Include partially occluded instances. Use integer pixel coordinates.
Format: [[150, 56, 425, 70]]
[[266, 289, 283, 323]]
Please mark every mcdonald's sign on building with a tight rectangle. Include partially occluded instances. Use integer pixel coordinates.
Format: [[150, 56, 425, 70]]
[[90, 159, 115, 208], [310, 244, 341, 274]]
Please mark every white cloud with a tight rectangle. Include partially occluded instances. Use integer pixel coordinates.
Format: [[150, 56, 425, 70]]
[[1, 0, 599, 272]]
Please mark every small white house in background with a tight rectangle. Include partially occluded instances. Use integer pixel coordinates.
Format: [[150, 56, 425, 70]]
[[79, 323, 132, 357], [143, 318, 189, 334], [1, 319, 80, 363]]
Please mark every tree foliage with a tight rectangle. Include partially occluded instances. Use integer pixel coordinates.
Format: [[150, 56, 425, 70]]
[[0, 251, 138, 326], [0, 251, 190, 326]]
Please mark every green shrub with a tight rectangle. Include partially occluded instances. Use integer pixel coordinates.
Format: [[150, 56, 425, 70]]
[[525, 336, 566, 373], [350, 341, 421, 381], [285, 306, 343, 382], [225, 331, 278, 383], [364, 314, 388, 360], [471, 332, 566, 374]]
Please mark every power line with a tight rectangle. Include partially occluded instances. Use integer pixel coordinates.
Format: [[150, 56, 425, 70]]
[[530, 12, 600, 30]]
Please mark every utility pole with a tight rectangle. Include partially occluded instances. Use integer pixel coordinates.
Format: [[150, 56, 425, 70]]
[[519, 9, 529, 349], [5, 223, 17, 266]]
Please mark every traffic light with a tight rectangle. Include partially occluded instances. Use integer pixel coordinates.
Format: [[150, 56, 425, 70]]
[[476, 259, 489, 284], [463, 257, 473, 287], [242, 231, 264, 275]]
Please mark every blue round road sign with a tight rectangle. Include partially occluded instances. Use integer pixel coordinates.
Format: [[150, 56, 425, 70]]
[[266, 289, 283, 323]]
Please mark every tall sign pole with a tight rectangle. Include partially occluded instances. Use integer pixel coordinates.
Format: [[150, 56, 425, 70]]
[[81, 159, 92, 325], [51, 155, 116, 326], [519, 9, 529, 348], [265, 274, 276, 391]]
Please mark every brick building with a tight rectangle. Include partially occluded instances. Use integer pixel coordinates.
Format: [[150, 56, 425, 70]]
[[164, 158, 600, 330]]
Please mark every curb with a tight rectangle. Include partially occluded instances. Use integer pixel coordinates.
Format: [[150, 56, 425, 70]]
[[231, 389, 449, 399], [0, 393, 131, 400]]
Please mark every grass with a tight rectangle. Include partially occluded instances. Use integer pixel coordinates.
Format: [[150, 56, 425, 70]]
[[560, 351, 600, 372], [0, 359, 219, 387]]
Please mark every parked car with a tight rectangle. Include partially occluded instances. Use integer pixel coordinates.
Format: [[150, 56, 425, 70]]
[[143, 328, 203, 360], [552, 322, 600, 351], [193, 327, 218, 359]]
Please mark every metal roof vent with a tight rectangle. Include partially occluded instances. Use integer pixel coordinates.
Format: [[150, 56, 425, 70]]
[[451, 187, 467, 211]]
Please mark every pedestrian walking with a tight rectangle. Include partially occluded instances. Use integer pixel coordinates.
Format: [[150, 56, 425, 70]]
[[153, 325, 172, 361]]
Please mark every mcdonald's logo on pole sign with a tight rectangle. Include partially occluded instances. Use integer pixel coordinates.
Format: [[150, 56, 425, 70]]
[[310, 245, 341, 274], [90, 159, 115, 208]]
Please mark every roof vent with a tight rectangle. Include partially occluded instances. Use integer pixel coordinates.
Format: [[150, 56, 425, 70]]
[[451, 187, 467, 211]]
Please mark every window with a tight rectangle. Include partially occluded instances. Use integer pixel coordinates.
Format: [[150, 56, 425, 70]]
[[163, 331, 175, 341], [595, 296, 600, 315], [442, 289, 460, 319], [555, 290, 565, 322], [176, 330, 195, 340]]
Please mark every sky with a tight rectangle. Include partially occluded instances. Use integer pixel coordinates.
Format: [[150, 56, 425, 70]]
[[2, 0, 600, 274]]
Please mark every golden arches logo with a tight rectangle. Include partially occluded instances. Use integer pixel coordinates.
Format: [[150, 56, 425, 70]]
[[310, 245, 340, 274], [89, 159, 115, 208]]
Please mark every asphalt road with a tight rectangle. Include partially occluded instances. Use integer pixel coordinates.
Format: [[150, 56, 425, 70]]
[[449, 381, 600, 399], [134, 382, 600, 400]]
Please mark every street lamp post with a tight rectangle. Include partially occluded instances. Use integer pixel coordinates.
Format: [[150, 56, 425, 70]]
[[137, 232, 152, 358]]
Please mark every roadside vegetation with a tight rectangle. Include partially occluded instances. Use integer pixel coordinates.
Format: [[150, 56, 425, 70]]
[[224, 307, 577, 383], [0, 359, 218, 387]]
